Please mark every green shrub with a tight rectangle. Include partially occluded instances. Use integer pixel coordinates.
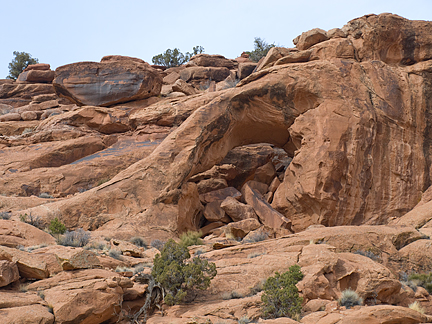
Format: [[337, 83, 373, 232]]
[[246, 38, 275, 63], [408, 272, 432, 293], [7, 51, 39, 80], [150, 239, 165, 251], [338, 289, 363, 309], [48, 217, 66, 237], [152, 46, 204, 67], [261, 264, 304, 319], [180, 230, 203, 247], [152, 239, 217, 305]]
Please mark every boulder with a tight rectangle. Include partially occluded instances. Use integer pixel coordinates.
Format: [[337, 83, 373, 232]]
[[204, 200, 231, 223], [273, 50, 312, 65], [243, 183, 292, 231], [225, 218, 261, 239], [0, 304, 54, 324], [172, 79, 199, 96], [197, 178, 228, 194], [163, 71, 181, 84], [0, 112, 21, 122], [53, 57, 162, 106], [0, 260, 19, 287], [220, 196, 258, 222], [180, 66, 231, 84], [296, 28, 329, 50], [24, 63, 51, 71], [0, 219, 56, 248], [200, 187, 242, 204], [17, 70, 55, 83], [189, 54, 237, 69], [238, 62, 257, 79], [256, 47, 296, 71], [20, 110, 38, 121], [0, 246, 49, 279]]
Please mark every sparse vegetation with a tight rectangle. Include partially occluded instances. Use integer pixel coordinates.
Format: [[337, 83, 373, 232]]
[[222, 290, 244, 300], [37, 290, 45, 300], [38, 192, 54, 199], [248, 279, 265, 296], [408, 272, 432, 294], [409, 301, 425, 314], [180, 230, 203, 247], [238, 316, 251, 324], [0, 211, 11, 220], [354, 249, 380, 261], [246, 37, 275, 63], [152, 239, 217, 305], [115, 266, 133, 273], [261, 265, 304, 319], [7, 51, 39, 80], [150, 239, 165, 251], [130, 236, 147, 248], [21, 213, 44, 230], [108, 249, 122, 260], [338, 289, 363, 309], [59, 228, 91, 247], [152, 46, 204, 67]]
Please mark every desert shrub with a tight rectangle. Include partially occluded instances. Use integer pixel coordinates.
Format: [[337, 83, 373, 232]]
[[59, 228, 91, 247], [152, 46, 204, 67], [354, 249, 380, 261], [261, 264, 304, 319], [150, 239, 165, 251], [246, 37, 275, 63], [238, 316, 251, 324], [130, 236, 147, 248], [133, 263, 147, 275], [115, 266, 133, 273], [338, 289, 363, 309], [152, 239, 217, 305], [38, 192, 54, 199], [0, 211, 11, 220], [408, 272, 432, 293], [7, 51, 39, 80], [108, 249, 122, 260], [180, 230, 203, 247], [409, 301, 425, 314], [21, 213, 44, 230], [48, 217, 66, 237], [37, 290, 45, 300], [248, 279, 265, 296]]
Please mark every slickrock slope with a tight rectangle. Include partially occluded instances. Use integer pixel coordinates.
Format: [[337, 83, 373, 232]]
[[1, 12, 432, 324]]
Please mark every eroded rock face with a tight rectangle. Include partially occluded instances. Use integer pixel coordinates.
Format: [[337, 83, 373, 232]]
[[53, 57, 162, 106]]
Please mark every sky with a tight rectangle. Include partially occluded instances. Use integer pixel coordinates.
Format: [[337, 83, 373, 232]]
[[1, 0, 432, 78]]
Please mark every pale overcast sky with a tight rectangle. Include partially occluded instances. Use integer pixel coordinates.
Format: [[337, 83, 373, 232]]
[[1, 0, 431, 78]]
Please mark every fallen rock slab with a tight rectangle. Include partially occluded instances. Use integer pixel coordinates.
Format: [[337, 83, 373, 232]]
[[243, 183, 292, 231], [0, 260, 19, 287], [0, 304, 54, 324], [0, 246, 49, 279]]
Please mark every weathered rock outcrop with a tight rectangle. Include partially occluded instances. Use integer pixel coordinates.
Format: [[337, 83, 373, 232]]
[[53, 56, 162, 106]]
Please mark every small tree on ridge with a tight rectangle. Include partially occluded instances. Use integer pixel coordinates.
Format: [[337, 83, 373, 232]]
[[7, 51, 39, 80]]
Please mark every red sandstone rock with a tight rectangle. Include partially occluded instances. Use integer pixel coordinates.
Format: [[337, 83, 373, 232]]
[[238, 62, 257, 79], [17, 70, 55, 83], [220, 196, 258, 222], [24, 63, 50, 71], [0, 220, 56, 248], [189, 54, 237, 69], [0, 260, 19, 287], [0, 304, 55, 324], [53, 57, 162, 106], [296, 28, 329, 50], [243, 183, 292, 231], [0, 246, 49, 279]]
